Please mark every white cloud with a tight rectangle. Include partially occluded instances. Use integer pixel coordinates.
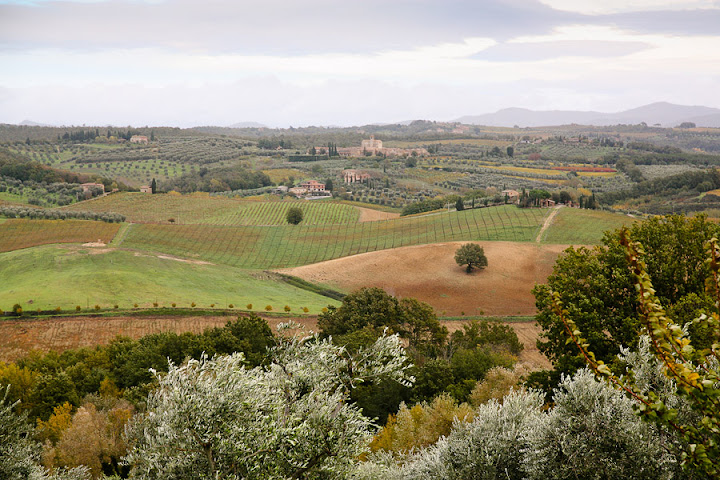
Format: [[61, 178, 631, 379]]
[[537, 0, 719, 15]]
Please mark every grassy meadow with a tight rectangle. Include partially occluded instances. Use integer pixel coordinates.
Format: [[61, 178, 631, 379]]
[[541, 207, 634, 244], [0, 245, 335, 312], [0, 192, 635, 312]]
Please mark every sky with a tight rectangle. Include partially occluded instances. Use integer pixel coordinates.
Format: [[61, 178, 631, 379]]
[[1, 0, 719, 127]]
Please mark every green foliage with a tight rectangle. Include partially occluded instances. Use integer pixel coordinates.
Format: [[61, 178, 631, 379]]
[[531, 214, 720, 394], [454, 243, 488, 273], [6, 315, 275, 420], [286, 206, 303, 225], [318, 288, 447, 354], [552, 229, 720, 478], [0, 385, 91, 480]]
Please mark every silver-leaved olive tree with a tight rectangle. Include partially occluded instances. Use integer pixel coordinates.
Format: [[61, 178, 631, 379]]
[[123, 324, 414, 480]]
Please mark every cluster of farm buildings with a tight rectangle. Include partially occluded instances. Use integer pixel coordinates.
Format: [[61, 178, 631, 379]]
[[310, 136, 428, 157]]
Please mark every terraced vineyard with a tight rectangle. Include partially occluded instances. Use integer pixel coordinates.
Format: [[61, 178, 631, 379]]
[[120, 205, 548, 269], [0, 219, 120, 252], [63, 193, 360, 225]]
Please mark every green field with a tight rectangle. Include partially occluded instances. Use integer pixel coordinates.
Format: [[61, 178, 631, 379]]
[[0, 245, 336, 312], [63, 193, 361, 225], [119, 205, 549, 268], [541, 207, 635, 244], [0, 201, 634, 310]]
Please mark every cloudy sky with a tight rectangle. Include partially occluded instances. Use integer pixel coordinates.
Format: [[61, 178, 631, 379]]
[[1, 0, 719, 127]]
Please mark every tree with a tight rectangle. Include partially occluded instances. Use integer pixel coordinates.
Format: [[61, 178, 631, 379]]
[[286, 206, 303, 225], [455, 243, 488, 273], [455, 198, 464, 211], [123, 326, 413, 480], [0, 385, 90, 480], [150, 178, 157, 194], [318, 288, 447, 354], [506, 146, 514, 157], [531, 214, 720, 393], [553, 229, 720, 478], [325, 178, 333, 191]]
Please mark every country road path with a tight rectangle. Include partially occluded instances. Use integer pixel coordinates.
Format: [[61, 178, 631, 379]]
[[536, 205, 562, 243]]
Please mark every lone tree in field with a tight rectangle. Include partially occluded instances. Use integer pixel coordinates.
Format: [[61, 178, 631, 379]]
[[455, 243, 488, 273], [286, 206, 303, 225]]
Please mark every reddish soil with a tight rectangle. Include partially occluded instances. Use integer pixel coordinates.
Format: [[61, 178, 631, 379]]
[[281, 241, 568, 317], [0, 314, 549, 369], [0, 314, 318, 363]]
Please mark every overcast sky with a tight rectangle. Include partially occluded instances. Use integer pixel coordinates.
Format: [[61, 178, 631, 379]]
[[1, 0, 719, 127]]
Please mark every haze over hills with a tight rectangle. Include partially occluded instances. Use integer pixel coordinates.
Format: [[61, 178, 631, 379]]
[[455, 102, 720, 128], [9, 102, 720, 131]]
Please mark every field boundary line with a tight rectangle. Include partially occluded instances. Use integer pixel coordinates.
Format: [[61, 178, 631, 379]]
[[110, 223, 133, 247], [535, 205, 562, 243]]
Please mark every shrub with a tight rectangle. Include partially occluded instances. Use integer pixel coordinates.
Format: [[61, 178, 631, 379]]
[[228, 304, 234, 309], [133, 303, 138, 308], [246, 304, 253, 310], [302, 307, 309, 313], [284, 305, 291, 313], [171, 303, 176, 308], [114, 304, 119, 309], [286, 206, 303, 225], [94, 305, 101, 311], [153, 302, 158, 308], [191, 302, 196, 308], [265, 305, 273, 311], [55, 307, 62, 312], [76, 305, 81, 312], [12, 304, 22, 315]]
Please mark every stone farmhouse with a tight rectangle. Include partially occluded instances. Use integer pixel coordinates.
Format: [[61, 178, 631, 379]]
[[130, 135, 149, 144], [299, 180, 325, 192], [501, 189, 520, 203], [140, 185, 152, 193]]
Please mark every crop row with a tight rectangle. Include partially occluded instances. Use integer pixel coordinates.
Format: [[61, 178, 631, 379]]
[[120, 205, 549, 269], [0, 219, 121, 252], [62, 193, 361, 225]]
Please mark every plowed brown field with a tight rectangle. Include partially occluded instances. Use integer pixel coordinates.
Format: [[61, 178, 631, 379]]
[[0, 315, 317, 362], [281, 241, 568, 317], [0, 314, 549, 368]]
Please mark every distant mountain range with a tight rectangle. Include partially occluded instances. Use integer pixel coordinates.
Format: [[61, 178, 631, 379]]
[[455, 102, 720, 128], [18, 119, 54, 127]]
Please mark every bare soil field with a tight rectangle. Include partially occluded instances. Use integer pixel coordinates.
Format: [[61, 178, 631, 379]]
[[281, 241, 569, 317], [356, 207, 400, 222], [0, 314, 317, 362], [0, 314, 548, 368]]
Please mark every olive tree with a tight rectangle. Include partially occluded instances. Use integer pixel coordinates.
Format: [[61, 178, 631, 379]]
[[454, 243, 488, 273], [124, 325, 414, 479]]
